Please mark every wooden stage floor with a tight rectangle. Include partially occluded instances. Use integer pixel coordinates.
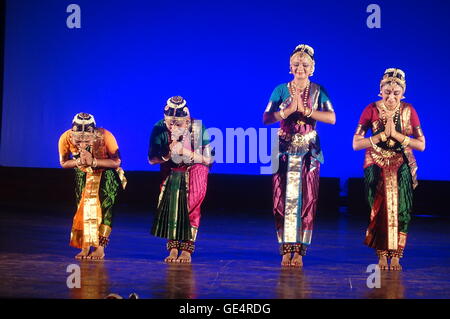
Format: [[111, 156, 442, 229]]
[[1, 206, 450, 299]]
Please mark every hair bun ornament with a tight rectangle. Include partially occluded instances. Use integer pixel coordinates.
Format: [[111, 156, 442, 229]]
[[380, 68, 406, 91], [167, 96, 187, 109], [71, 112, 96, 132], [384, 68, 406, 80], [291, 44, 315, 59], [164, 96, 190, 119]]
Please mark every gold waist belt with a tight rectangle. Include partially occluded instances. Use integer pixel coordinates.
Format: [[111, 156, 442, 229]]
[[369, 146, 404, 168], [279, 130, 317, 153]]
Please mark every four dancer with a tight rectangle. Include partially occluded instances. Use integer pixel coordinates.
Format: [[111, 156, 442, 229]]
[[58, 55, 424, 272]]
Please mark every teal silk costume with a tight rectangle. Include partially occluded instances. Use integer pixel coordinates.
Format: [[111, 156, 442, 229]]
[[149, 118, 211, 243], [149, 96, 213, 255], [266, 81, 334, 256]]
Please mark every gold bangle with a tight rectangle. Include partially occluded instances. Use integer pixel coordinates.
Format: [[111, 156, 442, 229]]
[[401, 136, 410, 148], [380, 132, 387, 142], [280, 109, 287, 120], [92, 158, 98, 168], [369, 136, 376, 148], [161, 154, 170, 162]]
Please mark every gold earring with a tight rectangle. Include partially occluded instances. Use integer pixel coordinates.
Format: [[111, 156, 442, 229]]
[[378, 92, 382, 97]]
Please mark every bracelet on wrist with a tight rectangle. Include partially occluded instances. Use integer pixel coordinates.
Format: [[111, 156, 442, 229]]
[[401, 136, 411, 148]]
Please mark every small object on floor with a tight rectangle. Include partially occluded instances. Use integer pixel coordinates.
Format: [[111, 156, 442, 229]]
[[104, 293, 139, 299]]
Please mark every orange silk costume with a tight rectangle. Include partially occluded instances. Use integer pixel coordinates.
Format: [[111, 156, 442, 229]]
[[58, 128, 125, 248]]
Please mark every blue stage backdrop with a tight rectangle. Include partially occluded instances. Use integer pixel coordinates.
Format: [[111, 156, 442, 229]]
[[1, 0, 449, 181]]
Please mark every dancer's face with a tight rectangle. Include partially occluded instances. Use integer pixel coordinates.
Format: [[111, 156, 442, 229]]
[[290, 55, 313, 80], [381, 83, 404, 109], [165, 118, 190, 135]]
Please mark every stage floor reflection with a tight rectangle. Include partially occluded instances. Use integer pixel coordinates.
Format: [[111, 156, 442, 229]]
[[1, 207, 449, 298]]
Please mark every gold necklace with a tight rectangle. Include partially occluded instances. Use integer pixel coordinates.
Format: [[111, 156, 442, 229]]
[[379, 102, 401, 148], [379, 102, 400, 125]]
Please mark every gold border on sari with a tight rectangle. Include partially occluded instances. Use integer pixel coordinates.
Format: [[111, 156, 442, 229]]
[[191, 226, 198, 242], [157, 175, 170, 207], [400, 104, 412, 136], [276, 229, 284, 244], [283, 155, 303, 243], [309, 83, 320, 112], [116, 167, 127, 190], [398, 232, 407, 248], [301, 230, 312, 245], [384, 166, 399, 250], [399, 105, 420, 189], [70, 229, 83, 248], [70, 170, 103, 248], [404, 147, 419, 189], [169, 175, 181, 240]]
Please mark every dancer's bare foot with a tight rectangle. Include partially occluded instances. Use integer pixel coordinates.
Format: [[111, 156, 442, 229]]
[[164, 249, 178, 263], [75, 248, 90, 259], [389, 257, 402, 271], [378, 256, 388, 270], [290, 253, 303, 268], [88, 246, 105, 260], [176, 250, 192, 264], [281, 253, 291, 267]]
